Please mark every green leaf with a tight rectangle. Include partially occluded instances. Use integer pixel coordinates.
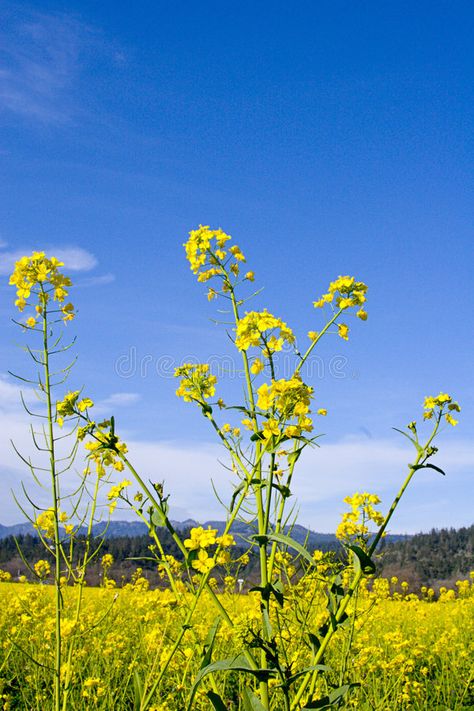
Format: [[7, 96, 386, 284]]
[[262, 607, 273, 638], [308, 632, 321, 654], [392, 426, 421, 451], [151, 503, 168, 528], [421, 463, 446, 476], [242, 688, 267, 711], [187, 653, 276, 708], [303, 682, 361, 709], [267, 531, 315, 566], [346, 544, 376, 575], [284, 664, 329, 686], [200, 616, 221, 670], [206, 691, 228, 711], [133, 670, 143, 709], [249, 581, 284, 606]]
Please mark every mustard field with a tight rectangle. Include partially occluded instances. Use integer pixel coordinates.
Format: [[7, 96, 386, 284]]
[[0, 575, 472, 710]]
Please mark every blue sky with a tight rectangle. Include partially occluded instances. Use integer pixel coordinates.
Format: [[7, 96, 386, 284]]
[[0, 1, 473, 532]]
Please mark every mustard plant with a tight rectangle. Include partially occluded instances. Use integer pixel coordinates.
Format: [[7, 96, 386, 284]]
[[9, 254, 114, 711], [8, 232, 461, 711]]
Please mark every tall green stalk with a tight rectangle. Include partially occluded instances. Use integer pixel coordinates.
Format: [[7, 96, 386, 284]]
[[41, 294, 62, 711]]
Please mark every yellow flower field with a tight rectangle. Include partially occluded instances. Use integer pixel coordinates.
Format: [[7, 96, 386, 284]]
[[0, 575, 472, 710]]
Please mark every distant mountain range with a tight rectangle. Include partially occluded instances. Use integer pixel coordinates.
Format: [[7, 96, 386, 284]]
[[0, 519, 410, 549]]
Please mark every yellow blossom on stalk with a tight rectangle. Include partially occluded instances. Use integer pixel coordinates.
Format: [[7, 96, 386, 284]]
[[34, 509, 56, 538], [174, 363, 217, 403], [245, 271, 255, 281], [250, 358, 264, 375], [338, 323, 349, 341], [257, 377, 313, 418], [77, 398, 94, 412], [184, 226, 248, 292], [101, 554, 114, 569], [107, 480, 132, 501], [83, 425, 128, 477], [336, 491, 385, 542], [262, 418, 280, 439], [216, 533, 235, 547], [241, 418, 254, 431], [184, 526, 218, 550], [235, 309, 295, 352], [34, 559, 51, 579], [192, 550, 215, 574], [423, 392, 460, 425], [9, 252, 75, 322], [317, 408, 327, 416], [308, 331, 319, 341]]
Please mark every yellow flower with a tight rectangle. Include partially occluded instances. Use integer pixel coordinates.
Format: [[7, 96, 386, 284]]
[[9, 253, 74, 315], [317, 408, 327, 416], [250, 358, 264, 375], [174, 363, 217, 403], [192, 550, 215, 574], [445, 413, 458, 426], [245, 271, 255, 281], [77, 398, 94, 412], [262, 418, 280, 439], [241, 418, 254, 430], [235, 309, 295, 351], [338, 323, 349, 340]]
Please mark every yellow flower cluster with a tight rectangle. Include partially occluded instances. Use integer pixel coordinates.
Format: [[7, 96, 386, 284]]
[[255, 376, 314, 439], [314, 275, 368, 313], [336, 492, 385, 542], [107, 480, 132, 501], [184, 225, 253, 291], [9, 252, 75, 325], [184, 527, 235, 574], [33, 559, 51, 579], [313, 275, 368, 341], [235, 309, 295, 352], [174, 363, 217, 403], [34, 509, 56, 539], [183, 526, 218, 550], [56, 391, 94, 426], [84, 429, 128, 477], [423, 392, 460, 426]]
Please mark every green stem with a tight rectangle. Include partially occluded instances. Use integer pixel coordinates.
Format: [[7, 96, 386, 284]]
[[61, 472, 101, 711], [228, 283, 270, 710], [291, 422, 440, 709], [42, 299, 62, 711]]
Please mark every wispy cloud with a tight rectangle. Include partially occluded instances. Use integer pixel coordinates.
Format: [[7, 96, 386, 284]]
[[0, 246, 97, 275], [0, 5, 88, 122], [97, 392, 141, 408], [77, 273, 116, 288], [0, 373, 472, 530]]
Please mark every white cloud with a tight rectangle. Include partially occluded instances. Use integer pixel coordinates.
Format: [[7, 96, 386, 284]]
[[0, 246, 97, 275], [0, 7, 84, 122], [77, 273, 115, 287], [0, 377, 472, 532], [97, 392, 141, 409]]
